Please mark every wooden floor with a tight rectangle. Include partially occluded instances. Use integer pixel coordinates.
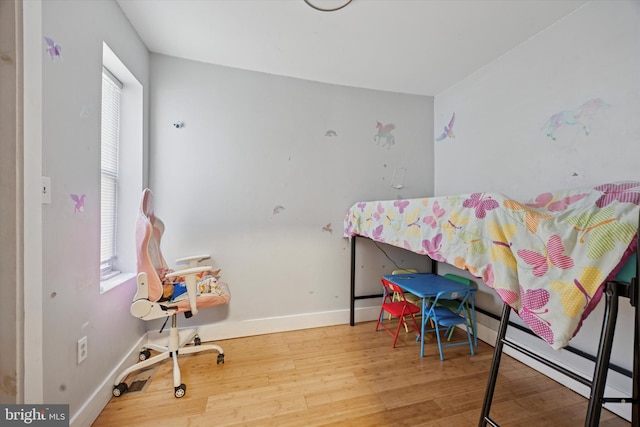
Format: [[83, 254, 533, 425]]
[[93, 321, 630, 427]]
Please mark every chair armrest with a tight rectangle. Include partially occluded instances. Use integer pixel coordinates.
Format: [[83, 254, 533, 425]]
[[175, 254, 211, 268], [165, 266, 212, 279], [165, 266, 212, 315]]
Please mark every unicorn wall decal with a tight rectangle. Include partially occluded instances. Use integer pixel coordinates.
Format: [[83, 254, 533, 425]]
[[542, 98, 610, 140], [374, 121, 395, 148]]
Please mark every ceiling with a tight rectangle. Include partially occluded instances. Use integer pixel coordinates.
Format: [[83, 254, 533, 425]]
[[116, 0, 589, 96]]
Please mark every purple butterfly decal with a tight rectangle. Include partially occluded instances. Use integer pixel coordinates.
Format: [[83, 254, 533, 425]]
[[463, 193, 499, 219], [594, 182, 640, 207], [322, 223, 333, 234], [422, 233, 445, 262], [44, 36, 62, 61], [372, 224, 384, 240], [423, 201, 445, 228], [519, 287, 554, 345], [394, 200, 410, 214], [372, 203, 385, 220], [435, 112, 455, 142], [71, 194, 86, 213], [357, 202, 367, 211]]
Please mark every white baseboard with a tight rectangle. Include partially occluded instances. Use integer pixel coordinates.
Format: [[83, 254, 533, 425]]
[[79, 306, 631, 425], [147, 306, 382, 344]]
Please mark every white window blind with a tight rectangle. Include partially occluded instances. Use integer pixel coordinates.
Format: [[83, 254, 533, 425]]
[[100, 67, 123, 278]]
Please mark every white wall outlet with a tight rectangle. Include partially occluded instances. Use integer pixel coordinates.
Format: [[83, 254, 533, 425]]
[[77, 336, 88, 364], [42, 176, 51, 204]]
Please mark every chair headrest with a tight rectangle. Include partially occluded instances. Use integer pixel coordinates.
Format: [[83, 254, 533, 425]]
[[140, 188, 154, 222]]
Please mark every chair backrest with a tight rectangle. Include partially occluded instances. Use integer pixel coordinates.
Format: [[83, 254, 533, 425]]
[[136, 188, 166, 302], [381, 278, 409, 302], [443, 273, 473, 287], [432, 289, 471, 314]]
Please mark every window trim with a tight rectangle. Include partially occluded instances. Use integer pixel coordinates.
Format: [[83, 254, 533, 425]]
[[99, 42, 144, 293], [100, 66, 123, 279]]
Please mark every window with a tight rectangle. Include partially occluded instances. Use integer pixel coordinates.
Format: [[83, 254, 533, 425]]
[[100, 67, 123, 280], [100, 42, 144, 293]]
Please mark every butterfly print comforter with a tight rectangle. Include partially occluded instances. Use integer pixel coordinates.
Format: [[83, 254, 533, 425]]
[[343, 182, 640, 349]]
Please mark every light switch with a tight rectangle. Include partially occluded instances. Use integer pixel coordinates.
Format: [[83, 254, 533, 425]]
[[42, 176, 51, 204]]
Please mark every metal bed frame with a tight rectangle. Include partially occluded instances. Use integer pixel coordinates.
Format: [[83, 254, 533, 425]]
[[348, 231, 639, 426]]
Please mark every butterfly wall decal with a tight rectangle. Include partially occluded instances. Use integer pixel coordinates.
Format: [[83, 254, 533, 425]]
[[71, 194, 86, 213], [44, 36, 62, 61]]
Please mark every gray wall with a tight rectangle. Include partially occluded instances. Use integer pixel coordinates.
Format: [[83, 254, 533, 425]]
[[38, 0, 149, 421], [148, 53, 435, 332], [434, 0, 640, 419]]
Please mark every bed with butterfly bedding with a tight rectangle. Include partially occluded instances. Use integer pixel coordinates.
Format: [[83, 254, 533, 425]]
[[343, 181, 640, 426]]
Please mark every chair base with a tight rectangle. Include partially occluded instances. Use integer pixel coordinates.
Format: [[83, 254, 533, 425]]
[[113, 314, 224, 398]]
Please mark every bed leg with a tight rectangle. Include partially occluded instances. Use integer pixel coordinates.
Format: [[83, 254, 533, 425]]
[[479, 303, 511, 427], [632, 277, 639, 426], [350, 236, 356, 326], [585, 281, 619, 427]]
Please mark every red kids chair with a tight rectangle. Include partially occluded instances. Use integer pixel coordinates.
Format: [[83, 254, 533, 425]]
[[375, 277, 421, 348]]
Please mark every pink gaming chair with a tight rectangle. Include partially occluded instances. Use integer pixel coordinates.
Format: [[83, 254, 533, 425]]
[[112, 188, 231, 398]]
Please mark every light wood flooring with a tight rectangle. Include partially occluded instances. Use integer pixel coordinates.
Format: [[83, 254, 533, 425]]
[[92, 321, 630, 427]]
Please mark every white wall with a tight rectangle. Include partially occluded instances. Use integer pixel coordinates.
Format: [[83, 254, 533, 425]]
[[148, 53, 434, 333], [434, 0, 640, 419], [38, 0, 149, 422]]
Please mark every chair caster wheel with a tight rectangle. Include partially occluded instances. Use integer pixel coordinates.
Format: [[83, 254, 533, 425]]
[[113, 383, 128, 397], [174, 384, 186, 398], [217, 353, 225, 364], [194, 336, 201, 346], [139, 350, 151, 361]]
